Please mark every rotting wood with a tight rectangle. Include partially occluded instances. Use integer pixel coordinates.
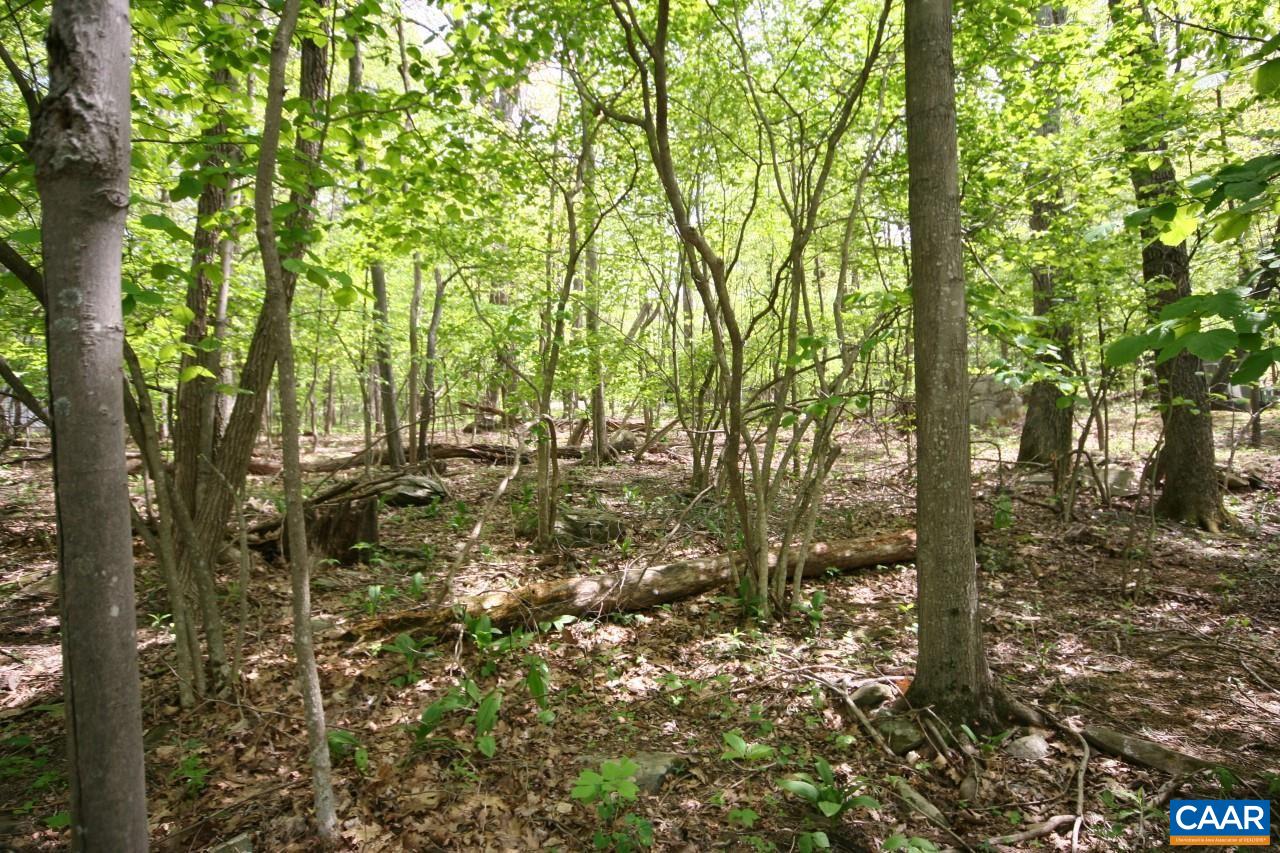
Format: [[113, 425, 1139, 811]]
[[339, 530, 916, 640], [1082, 725, 1217, 775]]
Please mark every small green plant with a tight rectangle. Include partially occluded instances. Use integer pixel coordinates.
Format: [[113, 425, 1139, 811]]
[[357, 583, 393, 616], [406, 571, 428, 600], [720, 730, 775, 763], [448, 500, 472, 532], [571, 758, 654, 851], [414, 679, 503, 758], [993, 492, 1014, 529], [778, 758, 879, 819], [795, 589, 827, 635], [883, 834, 939, 851], [171, 740, 209, 796], [327, 729, 369, 773], [727, 807, 759, 829], [524, 654, 554, 722], [378, 632, 436, 686], [1096, 786, 1163, 842]]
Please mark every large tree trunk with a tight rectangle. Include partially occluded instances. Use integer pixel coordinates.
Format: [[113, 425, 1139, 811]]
[[1108, 0, 1227, 532], [345, 531, 916, 640], [903, 0, 1000, 726], [31, 0, 149, 846], [256, 0, 338, 842], [1146, 229, 1226, 529], [1016, 5, 1073, 488]]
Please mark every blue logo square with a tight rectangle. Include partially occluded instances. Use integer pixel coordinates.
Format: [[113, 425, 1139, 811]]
[[1169, 799, 1271, 846]]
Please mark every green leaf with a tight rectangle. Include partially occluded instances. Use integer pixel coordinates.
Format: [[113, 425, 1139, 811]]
[[475, 734, 496, 758], [1105, 334, 1152, 366], [722, 732, 748, 757], [178, 364, 215, 384], [1223, 181, 1265, 202], [779, 778, 820, 802], [139, 213, 193, 243], [1181, 329, 1236, 361], [333, 286, 359, 307], [602, 758, 637, 781], [0, 195, 21, 217], [282, 258, 307, 274], [474, 690, 501, 735], [1254, 57, 1280, 96], [1157, 206, 1198, 246], [1231, 350, 1277, 385], [817, 801, 842, 817], [1212, 213, 1251, 242]]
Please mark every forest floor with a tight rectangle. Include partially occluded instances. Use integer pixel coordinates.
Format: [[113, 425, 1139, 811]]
[[1, 408, 1278, 852]]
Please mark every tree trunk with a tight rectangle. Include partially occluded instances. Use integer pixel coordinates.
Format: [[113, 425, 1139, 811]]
[[346, 531, 916, 640], [31, 0, 149, 846], [583, 119, 611, 464], [903, 0, 1000, 726], [173, 65, 232, 516], [255, 0, 339, 841], [417, 266, 448, 459], [371, 262, 405, 467], [189, 19, 327, 615], [407, 258, 422, 463], [1109, 0, 1227, 531], [1016, 5, 1073, 488]]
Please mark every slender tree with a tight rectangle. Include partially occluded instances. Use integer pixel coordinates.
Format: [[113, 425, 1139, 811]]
[[255, 0, 339, 841], [903, 0, 1000, 725], [30, 0, 148, 846]]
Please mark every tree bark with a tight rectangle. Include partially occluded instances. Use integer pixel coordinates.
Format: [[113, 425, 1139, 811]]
[[30, 0, 148, 846], [371, 262, 405, 466], [903, 0, 1000, 726], [1108, 0, 1228, 531], [255, 0, 338, 841], [1016, 5, 1073, 488], [407, 258, 422, 463], [190, 16, 328, 598], [417, 266, 448, 459], [345, 531, 916, 640]]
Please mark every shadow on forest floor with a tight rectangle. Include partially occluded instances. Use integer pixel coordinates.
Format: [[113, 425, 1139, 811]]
[[1, 408, 1277, 851]]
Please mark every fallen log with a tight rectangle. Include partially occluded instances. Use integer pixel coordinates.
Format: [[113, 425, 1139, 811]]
[[1082, 726, 1217, 775], [339, 529, 916, 640]]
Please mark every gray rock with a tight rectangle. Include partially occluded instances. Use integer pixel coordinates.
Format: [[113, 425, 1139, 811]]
[[383, 475, 449, 507], [631, 750, 686, 792], [1005, 733, 1051, 761], [969, 375, 1023, 427], [584, 751, 685, 793], [851, 682, 895, 711], [1105, 467, 1135, 495], [873, 716, 926, 755], [209, 833, 253, 853], [559, 507, 626, 544], [610, 430, 638, 453]]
